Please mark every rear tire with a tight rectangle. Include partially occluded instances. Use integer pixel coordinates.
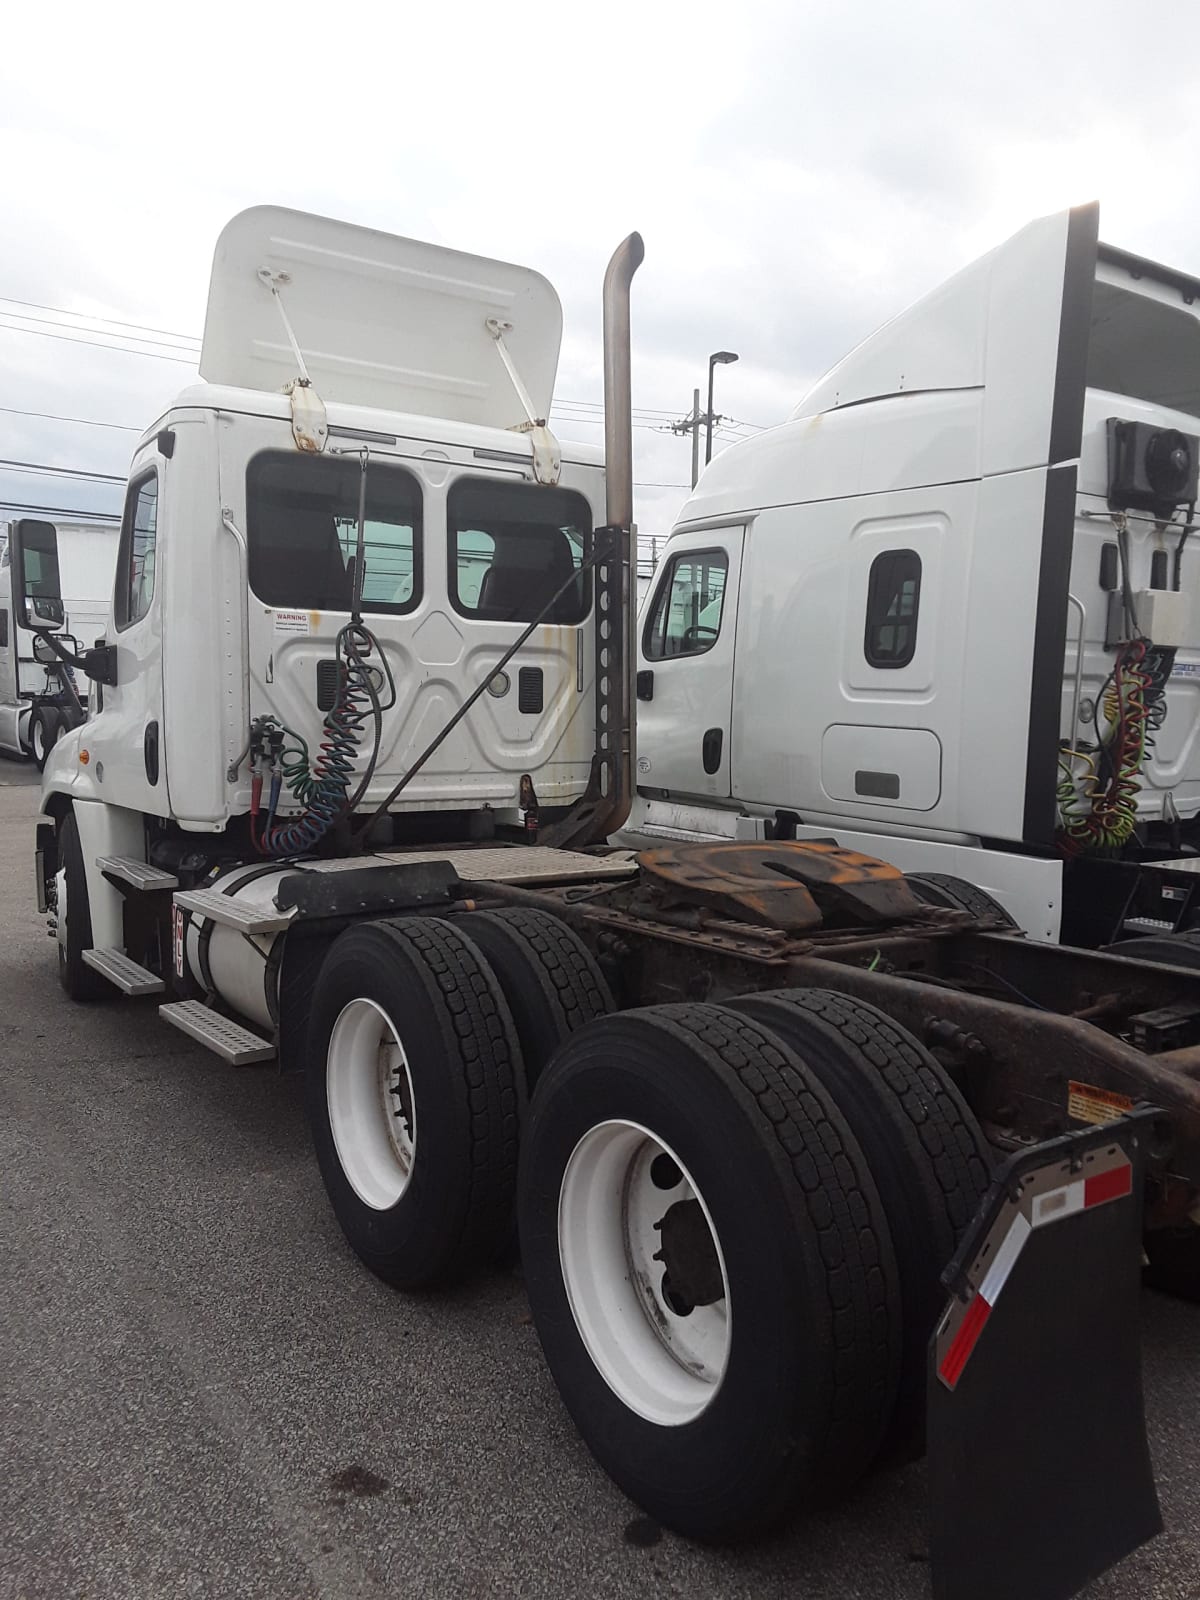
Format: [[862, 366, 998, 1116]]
[[727, 987, 992, 1447], [306, 916, 523, 1288], [56, 809, 110, 1002], [519, 1004, 901, 1541], [905, 872, 1018, 927], [453, 907, 613, 1089], [30, 706, 60, 772]]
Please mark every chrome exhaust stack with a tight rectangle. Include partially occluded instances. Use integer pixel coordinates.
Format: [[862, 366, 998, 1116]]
[[603, 232, 644, 529], [544, 232, 643, 850], [598, 232, 644, 839]]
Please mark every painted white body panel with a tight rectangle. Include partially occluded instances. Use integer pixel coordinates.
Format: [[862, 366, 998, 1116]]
[[41, 391, 606, 835], [201, 207, 562, 426]]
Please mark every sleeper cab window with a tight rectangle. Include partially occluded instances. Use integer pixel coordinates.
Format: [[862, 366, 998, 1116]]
[[864, 548, 921, 669], [246, 452, 422, 615], [114, 471, 159, 631], [447, 479, 592, 624], [644, 548, 729, 661]]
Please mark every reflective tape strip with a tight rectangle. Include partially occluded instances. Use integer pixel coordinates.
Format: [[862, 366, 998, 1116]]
[[939, 1292, 992, 1389], [979, 1212, 1032, 1305], [937, 1154, 1133, 1391], [1085, 1163, 1133, 1208]]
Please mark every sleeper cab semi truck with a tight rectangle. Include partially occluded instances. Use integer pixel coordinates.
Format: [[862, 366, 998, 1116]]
[[627, 202, 1200, 951], [0, 518, 118, 768], [10, 205, 1191, 1600]]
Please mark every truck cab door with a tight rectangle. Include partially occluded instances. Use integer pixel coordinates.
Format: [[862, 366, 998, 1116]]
[[636, 526, 744, 800], [85, 458, 167, 810]]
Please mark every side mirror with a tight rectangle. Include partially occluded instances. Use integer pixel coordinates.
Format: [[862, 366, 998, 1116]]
[[11, 519, 64, 631]]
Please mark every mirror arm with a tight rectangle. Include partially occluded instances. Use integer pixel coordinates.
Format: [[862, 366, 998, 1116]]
[[32, 628, 118, 688]]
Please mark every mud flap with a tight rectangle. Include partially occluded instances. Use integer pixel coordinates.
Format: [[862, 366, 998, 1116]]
[[928, 1109, 1164, 1600]]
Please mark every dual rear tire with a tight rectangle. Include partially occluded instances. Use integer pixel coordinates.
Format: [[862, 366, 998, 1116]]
[[304, 907, 994, 1542], [305, 908, 611, 1288]]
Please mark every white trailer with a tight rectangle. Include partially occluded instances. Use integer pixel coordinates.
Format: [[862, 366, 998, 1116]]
[[628, 205, 1200, 948], [0, 517, 119, 766], [11, 205, 1187, 1600]]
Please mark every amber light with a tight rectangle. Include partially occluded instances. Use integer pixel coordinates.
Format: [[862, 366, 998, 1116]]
[[79, 749, 90, 765]]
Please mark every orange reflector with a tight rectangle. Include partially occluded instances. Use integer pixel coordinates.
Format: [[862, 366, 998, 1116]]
[[79, 749, 90, 765]]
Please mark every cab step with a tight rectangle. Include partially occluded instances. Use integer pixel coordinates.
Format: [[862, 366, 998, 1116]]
[[158, 1000, 276, 1065], [81, 947, 165, 996], [96, 856, 179, 892], [172, 887, 294, 935]]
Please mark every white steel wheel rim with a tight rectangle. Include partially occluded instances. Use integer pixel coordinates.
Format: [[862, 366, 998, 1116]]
[[54, 865, 68, 959], [558, 1119, 732, 1426], [326, 998, 417, 1211], [32, 720, 45, 762]]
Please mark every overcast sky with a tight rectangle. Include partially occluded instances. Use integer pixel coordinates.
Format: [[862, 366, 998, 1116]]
[[3, 0, 1200, 548]]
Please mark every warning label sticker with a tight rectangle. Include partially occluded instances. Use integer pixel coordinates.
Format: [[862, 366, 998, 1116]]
[[1068, 1080, 1135, 1126], [273, 609, 312, 635]]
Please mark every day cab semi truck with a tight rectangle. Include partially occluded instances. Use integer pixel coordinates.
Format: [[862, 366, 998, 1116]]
[[628, 203, 1200, 955], [0, 518, 118, 768], [10, 205, 1198, 1600]]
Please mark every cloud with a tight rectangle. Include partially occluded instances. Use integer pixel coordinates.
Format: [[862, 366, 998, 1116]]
[[3, 0, 1200, 542]]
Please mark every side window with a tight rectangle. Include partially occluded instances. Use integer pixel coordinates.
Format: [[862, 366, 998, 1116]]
[[0, 609, 7, 648], [644, 549, 728, 661], [115, 472, 159, 631], [448, 479, 591, 624], [864, 548, 921, 668]]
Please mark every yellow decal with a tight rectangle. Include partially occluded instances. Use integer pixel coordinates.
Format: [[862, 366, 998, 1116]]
[[1067, 1080, 1134, 1126]]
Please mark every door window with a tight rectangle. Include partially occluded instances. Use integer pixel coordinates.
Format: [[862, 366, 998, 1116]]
[[115, 473, 158, 631], [864, 548, 921, 668], [644, 549, 728, 660]]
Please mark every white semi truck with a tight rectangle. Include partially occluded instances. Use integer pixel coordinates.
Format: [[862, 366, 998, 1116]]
[[0, 518, 118, 767], [629, 205, 1200, 952], [12, 205, 1195, 1600]]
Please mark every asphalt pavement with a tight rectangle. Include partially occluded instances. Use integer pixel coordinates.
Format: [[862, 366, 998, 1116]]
[[1, 754, 1197, 1600]]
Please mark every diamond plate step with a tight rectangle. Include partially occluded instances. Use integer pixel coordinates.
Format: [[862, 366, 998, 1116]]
[[81, 947, 165, 996], [172, 887, 294, 934], [96, 855, 179, 891], [159, 1001, 276, 1065]]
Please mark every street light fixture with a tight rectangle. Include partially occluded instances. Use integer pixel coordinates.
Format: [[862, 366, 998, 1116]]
[[705, 350, 739, 466]]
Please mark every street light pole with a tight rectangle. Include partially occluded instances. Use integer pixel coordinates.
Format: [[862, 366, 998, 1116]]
[[705, 350, 739, 466]]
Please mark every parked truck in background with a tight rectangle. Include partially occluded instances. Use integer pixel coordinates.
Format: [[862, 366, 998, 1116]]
[[0, 517, 119, 767], [628, 204, 1200, 953], [10, 203, 1195, 1600]]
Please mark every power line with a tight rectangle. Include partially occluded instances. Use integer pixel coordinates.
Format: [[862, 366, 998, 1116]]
[[0, 319, 198, 364], [0, 295, 201, 346], [0, 458, 126, 484], [0, 403, 142, 433], [0, 306, 199, 354], [0, 500, 120, 522]]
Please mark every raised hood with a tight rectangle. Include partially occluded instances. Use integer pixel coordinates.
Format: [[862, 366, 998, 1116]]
[[200, 206, 563, 427], [792, 204, 1100, 477]]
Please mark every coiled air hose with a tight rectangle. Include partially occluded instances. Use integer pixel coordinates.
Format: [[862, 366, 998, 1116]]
[[1058, 638, 1165, 852], [252, 622, 393, 857]]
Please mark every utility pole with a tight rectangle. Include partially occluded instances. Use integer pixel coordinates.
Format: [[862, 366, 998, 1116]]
[[670, 388, 710, 488]]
